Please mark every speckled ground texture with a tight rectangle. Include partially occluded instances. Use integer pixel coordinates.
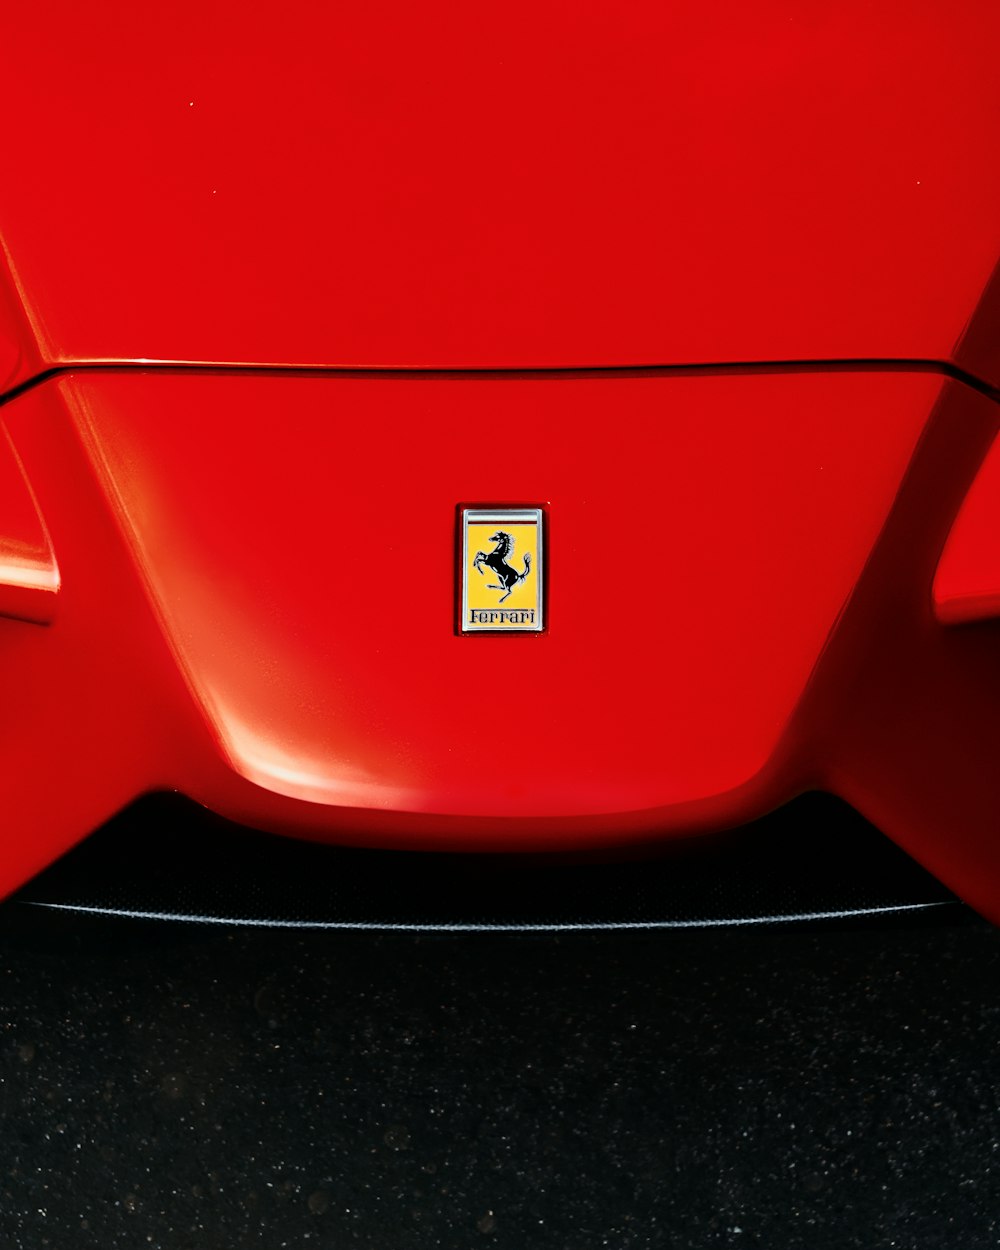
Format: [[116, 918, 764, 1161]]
[[1, 909, 998, 1249]]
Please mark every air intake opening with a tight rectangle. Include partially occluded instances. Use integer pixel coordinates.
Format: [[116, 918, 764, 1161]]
[[12, 793, 962, 931]]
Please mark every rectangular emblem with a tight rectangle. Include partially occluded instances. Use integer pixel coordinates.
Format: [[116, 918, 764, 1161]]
[[461, 507, 544, 632]]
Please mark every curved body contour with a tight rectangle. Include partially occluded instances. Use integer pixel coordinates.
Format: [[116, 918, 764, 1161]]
[[1, 0, 1000, 920]]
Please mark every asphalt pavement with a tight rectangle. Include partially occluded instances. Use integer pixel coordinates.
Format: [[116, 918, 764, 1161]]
[[1, 908, 998, 1249]]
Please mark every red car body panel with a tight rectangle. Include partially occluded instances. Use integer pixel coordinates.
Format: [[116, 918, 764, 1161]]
[[2, 2, 1000, 919], [934, 437, 1000, 626], [0, 0, 999, 384]]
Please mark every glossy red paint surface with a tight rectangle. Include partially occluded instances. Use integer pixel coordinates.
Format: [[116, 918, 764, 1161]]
[[933, 434, 1000, 625], [62, 370, 929, 819], [6, 365, 1000, 923], [805, 381, 1000, 926], [0, 423, 59, 625], [2, 2, 1000, 922], [1, 2, 999, 386]]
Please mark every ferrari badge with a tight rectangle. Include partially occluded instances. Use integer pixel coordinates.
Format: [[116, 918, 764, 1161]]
[[460, 507, 544, 632]]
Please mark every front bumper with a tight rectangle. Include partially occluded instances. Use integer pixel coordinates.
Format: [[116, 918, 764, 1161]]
[[2, 367, 998, 918]]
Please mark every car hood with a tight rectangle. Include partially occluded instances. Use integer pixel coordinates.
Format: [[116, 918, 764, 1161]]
[[1, 0, 999, 387]]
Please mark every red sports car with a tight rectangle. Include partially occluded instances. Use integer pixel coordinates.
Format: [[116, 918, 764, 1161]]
[[1, 0, 999, 923]]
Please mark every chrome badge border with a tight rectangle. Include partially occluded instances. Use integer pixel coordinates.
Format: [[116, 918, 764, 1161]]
[[460, 507, 545, 633]]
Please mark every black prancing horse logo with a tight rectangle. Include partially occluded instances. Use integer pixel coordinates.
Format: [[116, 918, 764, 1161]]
[[472, 531, 531, 603]]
